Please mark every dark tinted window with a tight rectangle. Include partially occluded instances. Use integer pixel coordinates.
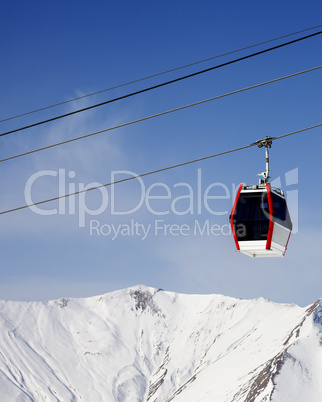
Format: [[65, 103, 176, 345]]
[[232, 192, 270, 241], [271, 193, 292, 230], [271, 193, 286, 221]]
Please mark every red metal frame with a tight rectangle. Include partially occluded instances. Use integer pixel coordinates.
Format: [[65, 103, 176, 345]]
[[283, 231, 292, 256], [265, 183, 274, 250], [230, 184, 243, 251]]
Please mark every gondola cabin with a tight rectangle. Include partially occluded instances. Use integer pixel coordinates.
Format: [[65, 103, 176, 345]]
[[230, 183, 292, 257]]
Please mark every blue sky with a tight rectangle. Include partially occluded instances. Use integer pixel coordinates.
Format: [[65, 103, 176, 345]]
[[1, 1, 321, 306]]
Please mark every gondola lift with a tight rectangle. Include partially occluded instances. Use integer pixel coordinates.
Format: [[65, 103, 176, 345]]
[[230, 137, 292, 258]]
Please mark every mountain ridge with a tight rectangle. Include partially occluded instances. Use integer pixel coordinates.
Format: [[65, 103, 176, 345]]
[[0, 285, 321, 401]]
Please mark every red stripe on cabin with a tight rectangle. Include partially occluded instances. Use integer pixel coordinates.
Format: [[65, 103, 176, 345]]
[[283, 231, 292, 256], [266, 183, 274, 250], [230, 184, 243, 251]]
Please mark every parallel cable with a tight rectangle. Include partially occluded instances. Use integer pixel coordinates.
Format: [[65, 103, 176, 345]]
[[273, 123, 322, 140], [1, 65, 321, 164], [1, 24, 322, 124], [1, 30, 322, 138], [0, 123, 321, 216]]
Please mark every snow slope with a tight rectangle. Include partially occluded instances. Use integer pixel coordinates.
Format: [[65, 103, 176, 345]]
[[0, 285, 321, 401]]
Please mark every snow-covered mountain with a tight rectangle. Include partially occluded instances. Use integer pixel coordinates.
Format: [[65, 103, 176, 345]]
[[0, 285, 321, 402]]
